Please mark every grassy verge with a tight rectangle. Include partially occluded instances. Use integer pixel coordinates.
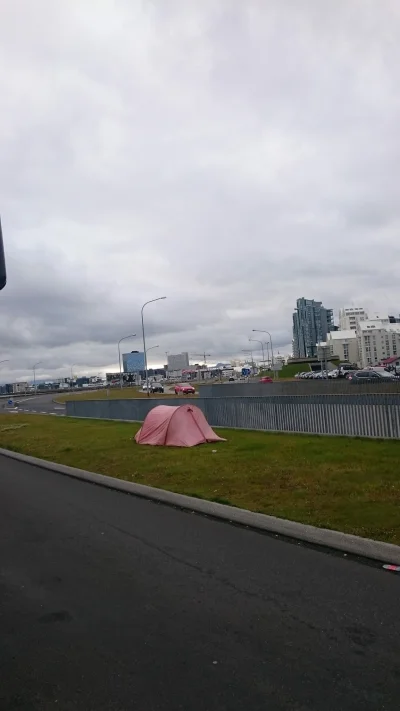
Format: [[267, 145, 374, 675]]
[[1, 414, 400, 544]]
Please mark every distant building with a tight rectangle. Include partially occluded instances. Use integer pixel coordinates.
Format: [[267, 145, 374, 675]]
[[123, 351, 145, 373], [325, 330, 358, 363], [338, 306, 368, 331], [357, 318, 400, 368], [167, 352, 189, 372], [292, 298, 334, 358], [4, 382, 29, 394], [381, 355, 400, 368]]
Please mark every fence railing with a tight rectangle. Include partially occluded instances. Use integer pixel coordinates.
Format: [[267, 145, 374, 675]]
[[198, 380, 400, 398], [66, 393, 400, 439]]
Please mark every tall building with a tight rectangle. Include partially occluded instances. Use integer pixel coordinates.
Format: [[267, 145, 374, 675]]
[[167, 352, 189, 372], [292, 298, 334, 358], [338, 306, 367, 330], [123, 351, 145, 372]]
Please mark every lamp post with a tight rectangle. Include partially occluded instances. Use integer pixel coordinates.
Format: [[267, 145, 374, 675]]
[[70, 363, 76, 388], [249, 338, 265, 370], [265, 341, 270, 368], [0, 359, 9, 392], [33, 361, 42, 393], [118, 334, 136, 388], [252, 329, 274, 365], [141, 297, 166, 397], [145, 345, 159, 393], [165, 351, 169, 381]]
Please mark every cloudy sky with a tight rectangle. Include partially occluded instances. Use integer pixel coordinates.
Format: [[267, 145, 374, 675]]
[[1, 0, 399, 382]]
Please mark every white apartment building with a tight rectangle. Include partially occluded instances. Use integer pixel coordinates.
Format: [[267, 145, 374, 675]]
[[338, 307, 368, 331], [325, 330, 359, 363], [357, 318, 400, 367]]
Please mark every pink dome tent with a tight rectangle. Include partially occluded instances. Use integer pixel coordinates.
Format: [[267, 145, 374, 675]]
[[135, 404, 225, 447]]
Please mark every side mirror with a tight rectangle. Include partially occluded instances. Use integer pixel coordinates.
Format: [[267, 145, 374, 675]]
[[0, 217, 6, 290]]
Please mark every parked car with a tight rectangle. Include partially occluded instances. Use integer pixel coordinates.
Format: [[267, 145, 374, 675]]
[[259, 376, 273, 383], [344, 370, 358, 379], [348, 370, 397, 383], [228, 377, 235, 382], [174, 383, 196, 395]]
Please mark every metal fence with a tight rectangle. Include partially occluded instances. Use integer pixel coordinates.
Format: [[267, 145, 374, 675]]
[[66, 393, 400, 439], [199, 380, 400, 398]]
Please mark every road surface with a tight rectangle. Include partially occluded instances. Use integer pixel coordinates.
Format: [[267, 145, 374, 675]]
[[1, 455, 400, 710], [12, 387, 175, 416], [12, 392, 66, 416]]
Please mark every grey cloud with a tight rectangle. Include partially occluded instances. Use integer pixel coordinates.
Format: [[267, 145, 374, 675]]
[[0, 0, 400, 381]]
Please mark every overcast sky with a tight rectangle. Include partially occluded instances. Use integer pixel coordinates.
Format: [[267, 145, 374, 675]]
[[1, 0, 399, 382]]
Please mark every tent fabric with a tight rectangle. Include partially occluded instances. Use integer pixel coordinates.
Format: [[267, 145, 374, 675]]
[[135, 404, 225, 447]]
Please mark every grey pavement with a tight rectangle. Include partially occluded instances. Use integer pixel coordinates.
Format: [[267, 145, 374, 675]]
[[1, 455, 400, 710], [12, 387, 175, 416], [11, 392, 66, 415]]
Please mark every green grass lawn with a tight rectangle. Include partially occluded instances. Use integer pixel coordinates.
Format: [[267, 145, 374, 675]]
[[278, 363, 311, 378], [1, 414, 400, 544], [258, 363, 311, 379]]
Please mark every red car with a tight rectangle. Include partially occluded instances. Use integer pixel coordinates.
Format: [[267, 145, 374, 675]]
[[259, 376, 273, 383], [174, 383, 196, 395]]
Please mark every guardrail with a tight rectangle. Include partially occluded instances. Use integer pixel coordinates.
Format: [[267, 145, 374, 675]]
[[66, 393, 400, 439]]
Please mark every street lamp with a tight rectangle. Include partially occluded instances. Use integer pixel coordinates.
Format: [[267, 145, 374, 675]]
[[249, 338, 265, 370], [265, 341, 270, 368], [70, 363, 77, 387], [33, 361, 42, 393], [144, 345, 159, 393], [0, 360, 9, 391], [118, 334, 136, 388], [252, 329, 274, 365], [141, 297, 166, 397]]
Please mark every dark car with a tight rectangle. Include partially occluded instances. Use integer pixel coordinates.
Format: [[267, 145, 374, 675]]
[[150, 383, 164, 393], [348, 370, 397, 383]]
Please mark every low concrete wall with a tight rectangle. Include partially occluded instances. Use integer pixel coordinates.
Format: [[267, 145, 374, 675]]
[[66, 397, 198, 422], [66, 393, 400, 439], [199, 380, 400, 398]]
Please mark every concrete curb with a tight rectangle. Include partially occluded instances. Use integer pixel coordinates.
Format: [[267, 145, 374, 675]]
[[1, 447, 399, 565]]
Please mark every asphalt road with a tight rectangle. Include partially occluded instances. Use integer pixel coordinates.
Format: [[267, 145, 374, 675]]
[[11, 392, 66, 415], [1, 457, 400, 710]]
